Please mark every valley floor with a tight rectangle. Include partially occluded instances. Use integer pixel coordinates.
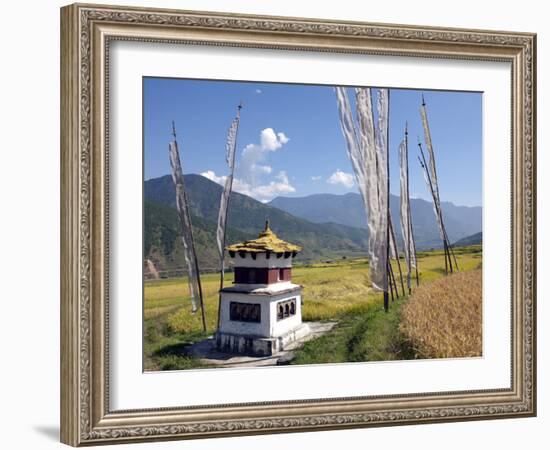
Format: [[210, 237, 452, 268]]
[[143, 246, 482, 371]]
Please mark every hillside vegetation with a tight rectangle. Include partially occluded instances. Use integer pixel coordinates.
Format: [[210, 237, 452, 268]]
[[144, 175, 370, 272], [145, 199, 251, 273]]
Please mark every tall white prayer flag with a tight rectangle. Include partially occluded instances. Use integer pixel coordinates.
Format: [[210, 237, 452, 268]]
[[374, 89, 390, 290], [388, 214, 399, 261], [420, 98, 441, 206], [399, 134, 417, 289], [419, 153, 445, 241], [335, 87, 388, 292], [216, 107, 241, 265], [169, 138, 201, 313]]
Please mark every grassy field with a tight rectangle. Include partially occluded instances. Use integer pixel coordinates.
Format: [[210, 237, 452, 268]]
[[144, 245, 482, 371]]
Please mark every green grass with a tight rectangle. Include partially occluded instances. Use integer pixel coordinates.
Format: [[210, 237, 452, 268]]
[[290, 299, 414, 365], [144, 245, 482, 370]]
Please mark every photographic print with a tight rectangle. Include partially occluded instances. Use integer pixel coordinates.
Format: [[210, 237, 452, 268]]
[[143, 78, 483, 371]]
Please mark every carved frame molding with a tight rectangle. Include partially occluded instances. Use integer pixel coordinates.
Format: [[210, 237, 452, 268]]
[[60, 3, 536, 446]]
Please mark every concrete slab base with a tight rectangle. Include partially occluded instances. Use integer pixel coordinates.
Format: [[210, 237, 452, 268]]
[[215, 323, 311, 357], [185, 321, 337, 368]]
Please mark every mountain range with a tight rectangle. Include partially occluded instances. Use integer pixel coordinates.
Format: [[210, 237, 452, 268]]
[[453, 231, 482, 247], [269, 192, 482, 249], [144, 174, 482, 274]]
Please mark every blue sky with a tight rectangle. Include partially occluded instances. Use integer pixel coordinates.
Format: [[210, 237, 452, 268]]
[[144, 78, 482, 207]]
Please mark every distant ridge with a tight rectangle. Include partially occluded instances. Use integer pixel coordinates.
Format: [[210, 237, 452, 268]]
[[453, 231, 482, 247], [269, 192, 482, 249]]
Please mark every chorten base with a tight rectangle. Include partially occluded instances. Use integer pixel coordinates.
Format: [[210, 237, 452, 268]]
[[215, 324, 311, 357]]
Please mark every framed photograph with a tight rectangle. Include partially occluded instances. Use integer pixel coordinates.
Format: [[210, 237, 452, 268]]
[[60, 3, 536, 446]]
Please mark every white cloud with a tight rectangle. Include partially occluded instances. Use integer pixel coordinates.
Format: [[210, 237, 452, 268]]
[[239, 128, 290, 186], [253, 171, 295, 200], [200, 169, 294, 202], [201, 128, 293, 203], [260, 128, 289, 151], [232, 178, 254, 197], [255, 88, 262, 94], [256, 164, 272, 175], [277, 132, 289, 145], [327, 170, 354, 188], [201, 170, 226, 185], [311, 175, 322, 181]]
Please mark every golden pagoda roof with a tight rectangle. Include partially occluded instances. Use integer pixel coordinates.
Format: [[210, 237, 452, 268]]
[[226, 221, 302, 254]]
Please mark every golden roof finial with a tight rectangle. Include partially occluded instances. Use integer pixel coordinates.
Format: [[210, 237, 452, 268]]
[[259, 219, 274, 238]]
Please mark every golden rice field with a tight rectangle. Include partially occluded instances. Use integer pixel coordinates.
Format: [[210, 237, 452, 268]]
[[144, 245, 482, 370], [399, 269, 482, 359]]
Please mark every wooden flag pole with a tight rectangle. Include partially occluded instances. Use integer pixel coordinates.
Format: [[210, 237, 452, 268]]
[[389, 213, 406, 296], [216, 103, 243, 329], [384, 90, 391, 311], [441, 220, 459, 272], [447, 235, 460, 271], [418, 141, 459, 274], [418, 149, 449, 274], [383, 224, 390, 310], [172, 122, 207, 332], [389, 260, 399, 301], [404, 124, 418, 291], [418, 144, 453, 275], [193, 229, 207, 332], [412, 231, 420, 287], [421, 95, 458, 272], [445, 240, 451, 273]]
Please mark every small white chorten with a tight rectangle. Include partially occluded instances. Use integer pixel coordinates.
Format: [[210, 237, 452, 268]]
[[216, 221, 310, 356]]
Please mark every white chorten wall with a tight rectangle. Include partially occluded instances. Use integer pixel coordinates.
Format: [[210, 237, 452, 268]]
[[218, 288, 302, 338]]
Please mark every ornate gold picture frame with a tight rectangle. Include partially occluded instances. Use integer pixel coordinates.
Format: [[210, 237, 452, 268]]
[[60, 3, 536, 446]]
